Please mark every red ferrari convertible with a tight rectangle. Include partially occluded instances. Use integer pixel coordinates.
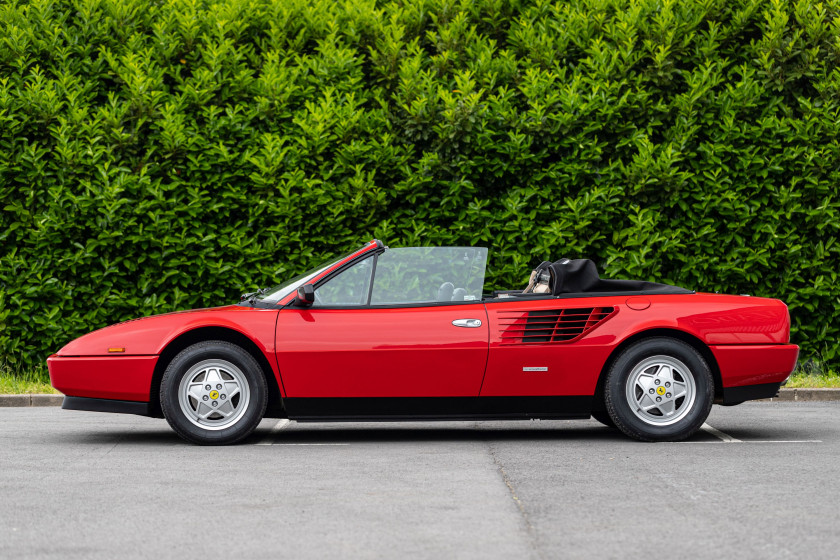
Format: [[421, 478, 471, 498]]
[[48, 240, 798, 444]]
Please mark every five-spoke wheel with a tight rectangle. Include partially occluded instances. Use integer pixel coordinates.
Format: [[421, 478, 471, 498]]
[[604, 337, 713, 441], [625, 355, 696, 426], [178, 359, 251, 430], [161, 341, 267, 445]]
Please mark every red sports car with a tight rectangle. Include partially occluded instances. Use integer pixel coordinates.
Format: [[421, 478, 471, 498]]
[[48, 240, 799, 444]]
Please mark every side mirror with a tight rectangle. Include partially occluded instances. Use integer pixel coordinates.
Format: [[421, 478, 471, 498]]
[[296, 284, 315, 306]]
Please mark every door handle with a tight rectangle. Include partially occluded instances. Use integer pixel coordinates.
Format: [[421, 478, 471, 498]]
[[452, 319, 482, 328]]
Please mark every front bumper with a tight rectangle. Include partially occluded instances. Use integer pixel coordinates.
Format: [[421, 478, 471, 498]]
[[62, 396, 152, 416], [47, 354, 158, 402]]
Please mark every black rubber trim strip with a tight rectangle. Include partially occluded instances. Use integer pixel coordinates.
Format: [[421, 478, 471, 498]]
[[283, 396, 591, 421], [487, 290, 695, 301], [290, 299, 484, 310], [721, 382, 782, 405], [62, 396, 152, 416]]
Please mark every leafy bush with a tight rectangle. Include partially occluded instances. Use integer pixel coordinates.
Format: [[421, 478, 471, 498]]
[[2, 0, 839, 371]]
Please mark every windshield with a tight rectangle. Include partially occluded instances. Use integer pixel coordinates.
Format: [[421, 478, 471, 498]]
[[255, 246, 366, 304]]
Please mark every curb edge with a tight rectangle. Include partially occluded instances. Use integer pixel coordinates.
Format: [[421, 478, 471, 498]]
[[758, 387, 840, 402], [0, 394, 64, 407]]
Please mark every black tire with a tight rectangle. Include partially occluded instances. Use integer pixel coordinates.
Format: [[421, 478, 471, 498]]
[[591, 410, 616, 429], [160, 340, 268, 445], [604, 337, 713, 442]]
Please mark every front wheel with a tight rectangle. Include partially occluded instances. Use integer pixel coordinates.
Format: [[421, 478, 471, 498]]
[[604, 337, 713, 442], [160, 340, 267, 445]]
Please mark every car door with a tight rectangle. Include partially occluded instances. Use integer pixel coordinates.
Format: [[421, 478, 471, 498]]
[[275, 247, 489, 398]]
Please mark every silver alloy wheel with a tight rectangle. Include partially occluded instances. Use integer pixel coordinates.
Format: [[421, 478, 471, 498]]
[[625, 355, 696, 426], [178, 359, 251, 431]]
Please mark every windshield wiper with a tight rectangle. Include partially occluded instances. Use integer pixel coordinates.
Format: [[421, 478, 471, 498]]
[[240, 287, 268, 305]]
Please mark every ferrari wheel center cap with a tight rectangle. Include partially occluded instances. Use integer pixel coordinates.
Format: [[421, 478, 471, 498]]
[[209, 390, 220, 400], [656, 386, 666, 396]]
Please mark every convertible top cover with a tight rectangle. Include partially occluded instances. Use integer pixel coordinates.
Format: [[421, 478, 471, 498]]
[[539, 259, 692, 295]]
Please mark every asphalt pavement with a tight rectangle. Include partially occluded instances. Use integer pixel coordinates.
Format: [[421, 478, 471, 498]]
[[1, 402, 838, 559]]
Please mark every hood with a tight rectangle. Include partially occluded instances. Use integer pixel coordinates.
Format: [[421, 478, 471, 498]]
[[57, 305, 243, 356]]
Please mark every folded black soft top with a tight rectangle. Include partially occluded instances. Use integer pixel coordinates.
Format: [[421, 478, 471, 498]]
[[541, 258, 692, 296]]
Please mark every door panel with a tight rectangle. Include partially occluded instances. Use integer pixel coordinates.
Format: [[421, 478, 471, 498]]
[[480, 298, 619, 396], [275, 304, 489, 397]]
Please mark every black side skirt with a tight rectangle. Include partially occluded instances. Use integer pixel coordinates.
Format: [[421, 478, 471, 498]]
[[721, 382, 782, 405], [283, 396, 592, 422], [60, 395, 591, 422], [62, 396, 152, 417]]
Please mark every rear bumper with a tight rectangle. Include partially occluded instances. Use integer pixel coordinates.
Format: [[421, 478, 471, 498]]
[[721, 382, 782, 405], [711, 344, 799, 389], [47, 354, 157, 402]]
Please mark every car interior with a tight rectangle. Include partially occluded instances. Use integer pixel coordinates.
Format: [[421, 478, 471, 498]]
[[312, 246, 691, 306], [486, 258, 692, 300]]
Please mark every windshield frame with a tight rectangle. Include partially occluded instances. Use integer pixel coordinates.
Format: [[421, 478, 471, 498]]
[[254, 242, 379, 305]]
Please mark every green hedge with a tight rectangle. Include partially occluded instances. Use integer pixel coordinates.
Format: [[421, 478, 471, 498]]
[[2, 0, 839, 372]]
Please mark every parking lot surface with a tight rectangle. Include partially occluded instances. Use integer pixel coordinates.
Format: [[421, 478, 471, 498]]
[[1, 402, 838, 559]]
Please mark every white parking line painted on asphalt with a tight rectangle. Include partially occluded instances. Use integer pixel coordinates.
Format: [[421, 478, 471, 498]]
[[253, 419, 819, 446], [667, 440, 822, 444], [254, 419, 290, 445], [273, 443, 350, 446], [701, 422, 742, 442], [743, 440, 823, 443]]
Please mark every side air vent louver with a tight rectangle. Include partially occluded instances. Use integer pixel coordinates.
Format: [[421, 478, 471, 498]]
[[498, 307, 616, 344]]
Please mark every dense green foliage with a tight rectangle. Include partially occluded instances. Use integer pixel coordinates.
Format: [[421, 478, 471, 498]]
[[1, 0, 839, 371]]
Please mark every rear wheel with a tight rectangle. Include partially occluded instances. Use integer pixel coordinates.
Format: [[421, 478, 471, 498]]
[[605, 337, 713, 442], [160, 340, 267, 445]]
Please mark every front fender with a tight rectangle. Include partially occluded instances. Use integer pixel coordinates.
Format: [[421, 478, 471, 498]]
[[57, 305, 278, 357]]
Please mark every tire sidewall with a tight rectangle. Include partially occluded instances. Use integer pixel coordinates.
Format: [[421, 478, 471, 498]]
[[161, 341, 267, 445], [606, 338, 713, 441]]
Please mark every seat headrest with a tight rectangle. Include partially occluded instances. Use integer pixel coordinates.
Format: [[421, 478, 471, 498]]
[[437, 282, 455, 301], [523, 261, 552, 293]]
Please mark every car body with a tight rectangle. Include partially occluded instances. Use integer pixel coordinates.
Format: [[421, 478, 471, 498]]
[[48, 240, 799, 444]]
